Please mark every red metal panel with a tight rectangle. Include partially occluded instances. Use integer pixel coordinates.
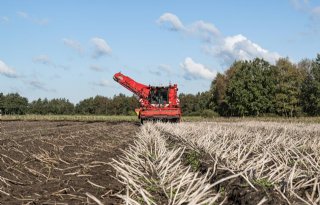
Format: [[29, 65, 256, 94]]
[[113, 72, 182, 121], [140, 108, 181, 119]]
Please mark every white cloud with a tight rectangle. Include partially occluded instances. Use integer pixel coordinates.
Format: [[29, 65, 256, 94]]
[[33, 55, 52, 65], [157, 13, 184, 31], [35, 18, 48, 25], [63, 38, 83, 54], [209, 34, 281, 65], [290, 0, 320, 28], [0, 60, 18, 78], [91, 37, 112, 58], [17, 11, 48, 25], [158, 64, 172, 75], [28, 80, 55, 92], [189, 21, 220, 40], [289, 0, 320, 18], [90, 65, 104, 72], [17, 11, 29, 18], [311, 6, 320, 19], [180, 57, 216, 80], [290, 0, 309, 11], [157, 13, 220, 41], [33, 55, 68, 69], [29, 81, 46, 90], [149, 64, 173, 76], [1, 16, 9, 23], [157, 13, 281, 66], [94, 79, 111, 87]]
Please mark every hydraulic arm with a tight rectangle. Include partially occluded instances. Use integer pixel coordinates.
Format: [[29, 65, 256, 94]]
[[113, 72, 150, 99], [113, 72, 151, 107]]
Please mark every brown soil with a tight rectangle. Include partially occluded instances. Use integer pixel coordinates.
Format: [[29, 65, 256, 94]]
[[0, 121, 139, 205]]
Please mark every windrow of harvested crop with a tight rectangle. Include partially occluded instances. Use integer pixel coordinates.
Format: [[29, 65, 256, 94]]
[[111, 123, 221, 205], [155, 121, 320, 204]]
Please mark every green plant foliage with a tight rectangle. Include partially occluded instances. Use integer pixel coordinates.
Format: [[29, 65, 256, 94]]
[[201, 109, 219, 118], [225, 59, 276, 116], [179, 91, 212, 116], [254, 178, 274, 188], [0, 93, 139, 116], [301, 54, 320, 116], [273, 58, 306, 117], [186, 150, 201, 171], [208, 54, 320, 117], [0, 93, 28, 115]]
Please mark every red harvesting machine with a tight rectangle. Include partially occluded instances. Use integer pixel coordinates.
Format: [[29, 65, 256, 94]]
[[113, 72, 181, 123]]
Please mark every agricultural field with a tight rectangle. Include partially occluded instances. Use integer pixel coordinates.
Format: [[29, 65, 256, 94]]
[[113, 121, 320, 205], [0, 115, 138, 122], [0, 120, 139, 204], [0, 119, 319, 204]]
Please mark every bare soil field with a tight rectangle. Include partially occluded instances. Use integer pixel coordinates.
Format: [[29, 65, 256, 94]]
[[0, 121, 139, 205]]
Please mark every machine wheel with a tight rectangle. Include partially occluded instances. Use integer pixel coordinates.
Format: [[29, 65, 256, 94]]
[[170, 118, 180, 123]]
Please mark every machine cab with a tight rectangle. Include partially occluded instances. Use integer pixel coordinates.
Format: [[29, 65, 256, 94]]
[[148, 86, 169, 107]]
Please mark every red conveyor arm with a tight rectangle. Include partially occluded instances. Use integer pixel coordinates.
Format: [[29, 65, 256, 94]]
[[113, 72, 150, 99]]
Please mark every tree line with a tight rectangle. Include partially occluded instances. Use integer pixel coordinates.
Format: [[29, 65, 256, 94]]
[[170, 54, 320, 117], [208, 54, 320, 117], [0, 93, 139, 116], [0, 91, 217, 116], [1, 54, 319, 117]]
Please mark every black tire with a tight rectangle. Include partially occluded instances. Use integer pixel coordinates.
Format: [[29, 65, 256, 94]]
[[170, 118, 180, 123]]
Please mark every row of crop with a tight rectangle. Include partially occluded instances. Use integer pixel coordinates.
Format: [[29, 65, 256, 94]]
[[111, 123, 221, 204], [154, 122, 320, 204]]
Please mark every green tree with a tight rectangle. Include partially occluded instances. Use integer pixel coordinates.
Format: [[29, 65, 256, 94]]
[[127, 95, 140, 115], [210, 73, 227, 115], [107, 94, 133, 115], [76, 97, 95, 114], [0, 93, 4, 115], [29, 98, 44, 114], [29, 98, 74, 115], [274, 58, 306, 117], [178, 92, 212, 116], [76, 94, 138, 115], [179, 93, 199, 115], [3, 93, 28, 115], [225, 59, 275, 116], [92, 95, 109, 115], [301, 54, 320, 116]]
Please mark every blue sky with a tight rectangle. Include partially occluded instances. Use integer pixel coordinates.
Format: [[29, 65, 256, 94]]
[[1, 0, 320, 103]]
